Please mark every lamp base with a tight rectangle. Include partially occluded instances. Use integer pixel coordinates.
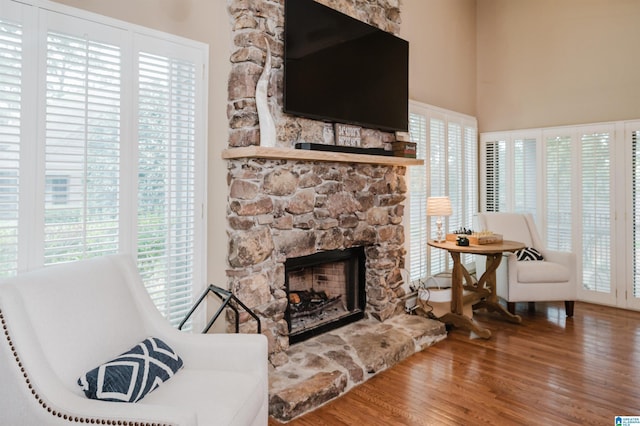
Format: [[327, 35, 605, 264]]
[[435, 217, 444, 243]]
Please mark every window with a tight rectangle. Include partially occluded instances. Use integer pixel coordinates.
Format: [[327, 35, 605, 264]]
[[544, 134, 572, 251], [632, 128, 640, 299], [45, 176, 69, 205], [0, 0, 208, 327], [481, 123, 623, 307], [482, 139, 506, 212], [407, 101, 478, 285], [480, 134, 536, 216]]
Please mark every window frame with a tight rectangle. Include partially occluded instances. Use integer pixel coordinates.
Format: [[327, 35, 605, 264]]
[[0, 0, 208, 327]]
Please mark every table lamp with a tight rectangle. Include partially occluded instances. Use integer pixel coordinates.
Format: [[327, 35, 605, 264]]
[[426, 196, 452, 242]]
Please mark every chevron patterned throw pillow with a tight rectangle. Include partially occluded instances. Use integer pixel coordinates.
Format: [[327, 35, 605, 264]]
[[515, 247, 544, 261], [78, 337, 183, 402]]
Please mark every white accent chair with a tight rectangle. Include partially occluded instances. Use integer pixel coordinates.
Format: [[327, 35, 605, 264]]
[[0, 254, 269, 426], [475, 213, 576, 317]]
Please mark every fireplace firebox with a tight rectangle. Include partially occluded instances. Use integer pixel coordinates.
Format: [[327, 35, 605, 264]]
[[285, 247, 366, 344]]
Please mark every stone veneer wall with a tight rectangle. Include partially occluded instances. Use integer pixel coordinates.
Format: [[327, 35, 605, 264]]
[[226, 0, 406, 364]]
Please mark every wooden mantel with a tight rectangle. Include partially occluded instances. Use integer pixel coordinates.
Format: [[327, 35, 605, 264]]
[[221, 146, 424, 167]]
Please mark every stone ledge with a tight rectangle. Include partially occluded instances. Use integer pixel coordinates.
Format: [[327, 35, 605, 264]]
[[268, 314, 447, 422]]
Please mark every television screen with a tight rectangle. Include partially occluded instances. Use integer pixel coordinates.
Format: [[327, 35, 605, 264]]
[[284, 0, 409, 133]]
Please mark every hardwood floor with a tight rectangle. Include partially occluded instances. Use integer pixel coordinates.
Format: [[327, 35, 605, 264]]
[[268, 301, 640, 425]]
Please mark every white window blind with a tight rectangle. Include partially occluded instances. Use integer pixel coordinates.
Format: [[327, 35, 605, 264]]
[[483, 139, 506, 212], [513, 138, 537, 217], [633, 130, 640, 298], [448, 122, 462, 232], [429, 117, 448, 275], [545, 135, 572, 251], [464, 126, 478, 227], [0, 0, 207, 329], [580, 131, 611, 294], [448, 121, 477, 265], [137, 51, 197, 326], [44, 31, 121, 264], [408, 113, 427, 283], [407, 102, 478, 284], [0, 15, 21, 277]]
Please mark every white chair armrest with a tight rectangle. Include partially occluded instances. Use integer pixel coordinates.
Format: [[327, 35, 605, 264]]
[[540, 249, 575, 266], [159, 329, 268, 374]]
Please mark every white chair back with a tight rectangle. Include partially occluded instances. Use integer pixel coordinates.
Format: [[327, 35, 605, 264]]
[[0, 255, 148, 396]]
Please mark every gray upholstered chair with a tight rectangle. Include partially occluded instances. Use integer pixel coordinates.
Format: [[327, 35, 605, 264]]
[[0, 254, 268, 425], [476, 212, 576, 317]]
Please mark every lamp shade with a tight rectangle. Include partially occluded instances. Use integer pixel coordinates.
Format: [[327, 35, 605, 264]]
[[426, 196, 452, 216]]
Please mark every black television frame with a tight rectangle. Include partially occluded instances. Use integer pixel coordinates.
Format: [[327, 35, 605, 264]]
[[283, 0, 409, 133]]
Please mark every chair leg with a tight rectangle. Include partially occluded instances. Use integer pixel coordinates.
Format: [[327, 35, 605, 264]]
[[528, 302, 536, 313], [507, 302, 516, 315], [565, 301, 575, 317]]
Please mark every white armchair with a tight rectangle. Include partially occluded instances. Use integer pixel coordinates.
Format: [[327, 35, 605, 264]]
[[0, 254, 268, 426], [475, 213, 576, 317]]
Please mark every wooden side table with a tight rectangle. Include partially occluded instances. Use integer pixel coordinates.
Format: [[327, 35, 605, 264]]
[[427, 239, 525, 338]]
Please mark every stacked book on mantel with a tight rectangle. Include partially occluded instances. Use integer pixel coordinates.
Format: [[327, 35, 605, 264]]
[[391, 141, 417, 158]]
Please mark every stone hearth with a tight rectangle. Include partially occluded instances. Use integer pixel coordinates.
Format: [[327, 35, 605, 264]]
[[269, 313, 446, 422]]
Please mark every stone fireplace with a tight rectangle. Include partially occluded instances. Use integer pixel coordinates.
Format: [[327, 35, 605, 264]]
[[286, 246, 366, 343], [225, 0, 408, 366], [226, 159, 408, 364]]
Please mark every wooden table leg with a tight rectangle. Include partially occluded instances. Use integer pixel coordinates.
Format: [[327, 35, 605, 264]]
[[473, 253, 522, 324], [441, 251, 492, 338]]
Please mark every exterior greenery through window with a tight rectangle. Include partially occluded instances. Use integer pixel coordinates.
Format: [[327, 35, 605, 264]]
[[0, 0, 207, 328]]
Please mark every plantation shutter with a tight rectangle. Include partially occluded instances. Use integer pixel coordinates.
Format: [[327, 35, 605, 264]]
[[448, 122, 462, 233], [0, 1, 207, 328], [633, 130, 640, 298], [43, 27, 122, 264], [136, 49, 198, 326], [0, 13, 22, 277], [464, 126, 478, 223], [407, 103, 477, 284], [545, 135, 572, 251], [483, 139, 505, 212], [580, 131, 611, 294], [513, 138, 537, 217], [408, 112, 427, 284], [429, 117, 448, 275], [462, 125, 478, 264]]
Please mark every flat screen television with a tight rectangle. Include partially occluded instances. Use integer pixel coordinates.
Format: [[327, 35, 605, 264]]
[[284, 0, 409, 133]]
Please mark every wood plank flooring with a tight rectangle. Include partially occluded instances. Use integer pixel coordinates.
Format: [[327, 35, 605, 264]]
[[268, 301, 640, 425]]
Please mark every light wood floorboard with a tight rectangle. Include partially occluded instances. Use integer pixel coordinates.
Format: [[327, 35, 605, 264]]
[[269, 301, 640, 425]]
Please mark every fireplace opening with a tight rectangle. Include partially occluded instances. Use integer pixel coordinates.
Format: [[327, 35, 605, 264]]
[[285, 247, 366, 344]]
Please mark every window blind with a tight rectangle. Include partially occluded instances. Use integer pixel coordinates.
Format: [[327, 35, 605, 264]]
[[513, 138, 537, 217], [0, 1, 207, 329], [407, 103, 478, 285], [429, 117, 448, 275], [44, 31, 121, 264], [633, 130, 640, 298], [408, 113, 427, 284], [580, 132, 611, 294], [137, 51, 197, 326], [0, 17, 21, 277], [545, 135, 572, 251], [483, 140, 506, 212], [448, 122, 462, 233], [462, 125, 478, 264]]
